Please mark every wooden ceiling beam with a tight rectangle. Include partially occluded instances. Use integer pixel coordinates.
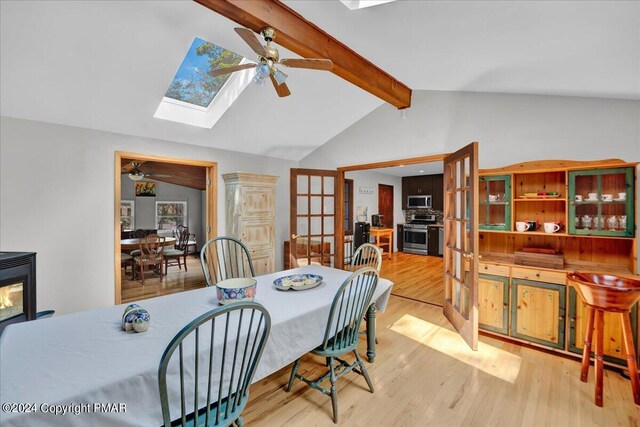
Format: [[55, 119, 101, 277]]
[[194, 0, 412, 109]]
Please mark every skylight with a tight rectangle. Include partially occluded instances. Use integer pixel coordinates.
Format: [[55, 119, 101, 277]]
[[339, 0, 397, 10], [154, 37, 254, 128]]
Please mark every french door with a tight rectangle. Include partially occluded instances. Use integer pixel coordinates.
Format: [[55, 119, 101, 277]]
[[289, 169, 339, 269], [443, 142, 479, 350]]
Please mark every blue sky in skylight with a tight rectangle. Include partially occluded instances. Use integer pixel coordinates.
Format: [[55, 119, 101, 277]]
[[165, 37, 244, 108]]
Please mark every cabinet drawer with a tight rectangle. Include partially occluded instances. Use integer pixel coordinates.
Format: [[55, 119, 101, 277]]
[[511, 267, 566, 285], [479, 262, 510, 277]]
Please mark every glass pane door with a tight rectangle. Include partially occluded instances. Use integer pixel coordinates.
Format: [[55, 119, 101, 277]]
[[290, 169, 338, 268], [479, 175, 511, 231], [443, 142, 479, 350], [569, 167, 634, 237]]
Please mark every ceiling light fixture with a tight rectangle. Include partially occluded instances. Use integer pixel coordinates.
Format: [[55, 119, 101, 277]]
[[128, 172, 145, 181], [419, 170, 424, 173]]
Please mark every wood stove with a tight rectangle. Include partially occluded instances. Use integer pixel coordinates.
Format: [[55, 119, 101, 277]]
[[0, 252, 36, 335]]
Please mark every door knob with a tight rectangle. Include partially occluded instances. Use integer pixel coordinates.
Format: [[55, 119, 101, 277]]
[[291, 234, 298, 239]]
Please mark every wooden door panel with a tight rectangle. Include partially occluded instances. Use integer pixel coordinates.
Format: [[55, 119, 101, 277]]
[[510, 279, 566, 349], [478, 274, 509, 334], [378, 184, 394, 228], [239, 220, 273, 250], [243, 186, 274, 218], [250, 248, 273, 276], [443, 142, 479, 350]]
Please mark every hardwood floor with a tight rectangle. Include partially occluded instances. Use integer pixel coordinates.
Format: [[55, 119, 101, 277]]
[[243, 295, 640, 426], [121, 256, 206, 303], [380, 251, 444, 306]]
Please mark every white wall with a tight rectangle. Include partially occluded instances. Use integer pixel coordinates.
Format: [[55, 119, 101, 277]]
[[345, 170, 403, 251], [301, 90, 640, 271], [0, 116, 296, 315], [300, 90, 640, 169], [121, 178, 205, 242]]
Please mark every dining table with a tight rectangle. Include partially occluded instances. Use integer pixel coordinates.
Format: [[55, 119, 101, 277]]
[[120, 237, 177, 251], [0, 265, 393, 427]]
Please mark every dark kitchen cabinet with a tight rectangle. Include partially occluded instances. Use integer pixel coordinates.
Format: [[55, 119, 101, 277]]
[[402, 174, 444, 210], [397, 224, 404, 252], [427, 226, 441, 256], [431, 174, 444, 211]]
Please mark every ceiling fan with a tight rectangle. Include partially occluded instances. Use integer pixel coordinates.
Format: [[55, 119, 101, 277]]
[[122, 162, 171, 181], [208, 27, 334, 97]]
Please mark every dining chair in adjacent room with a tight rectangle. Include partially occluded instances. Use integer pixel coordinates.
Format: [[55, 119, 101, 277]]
[[200, 237, 255, 287], [158, 301, 271, 427], [134, 234, 165, 285], [286, 267, 379, 424], [351, 243, 382, 272], [177, 224, 198, 258], [129, 229, 147, 257], [121, 253, 133, 277], [164, 226, 190, 275]]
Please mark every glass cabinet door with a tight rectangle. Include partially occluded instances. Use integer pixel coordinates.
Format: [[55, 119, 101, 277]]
[[568, 167, 634, 237], [479, 175, 511, 231]]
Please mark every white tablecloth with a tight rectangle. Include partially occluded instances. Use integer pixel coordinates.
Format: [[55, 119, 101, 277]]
[[0, 266, 393, 426]]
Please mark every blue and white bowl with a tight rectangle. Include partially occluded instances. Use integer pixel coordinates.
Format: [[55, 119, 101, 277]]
[[216, 278, 257, 305]]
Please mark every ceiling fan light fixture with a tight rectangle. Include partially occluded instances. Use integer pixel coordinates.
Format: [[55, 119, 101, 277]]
[[253, 62, 270, 87], [128, 172, 145, 181], [273, 69, 288, 86]]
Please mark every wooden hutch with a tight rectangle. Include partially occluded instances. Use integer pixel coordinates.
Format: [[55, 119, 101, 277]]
[[477, 159, 638, 368]]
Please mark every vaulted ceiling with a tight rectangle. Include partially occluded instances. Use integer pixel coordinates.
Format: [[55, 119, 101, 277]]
[[1, 1, 638, 161]]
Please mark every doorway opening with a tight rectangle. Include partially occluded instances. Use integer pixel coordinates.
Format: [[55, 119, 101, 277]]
[[114, 152, 217, 305], [337, 154, 448, 307]]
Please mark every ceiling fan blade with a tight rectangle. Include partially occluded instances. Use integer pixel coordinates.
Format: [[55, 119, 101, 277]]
[[280, 58, 333, 71], [269, 74, 291, 97], [146, 173, 172, 178], [208, 63, 256, 77], [235, 27, 269, 58]]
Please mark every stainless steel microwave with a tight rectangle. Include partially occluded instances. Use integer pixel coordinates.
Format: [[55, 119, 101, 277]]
[[407, 195, 432, 209]]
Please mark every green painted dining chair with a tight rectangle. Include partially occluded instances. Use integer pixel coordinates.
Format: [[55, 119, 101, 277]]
[[200, 237, 255, 287], [286, 267, 379, 424], [351, 243, 382, 344], [351, 243, 382, 272], [158, 302, 271, 427]]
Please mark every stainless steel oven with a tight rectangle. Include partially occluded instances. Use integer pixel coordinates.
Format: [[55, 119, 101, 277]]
[[403, 226, 428, 255]]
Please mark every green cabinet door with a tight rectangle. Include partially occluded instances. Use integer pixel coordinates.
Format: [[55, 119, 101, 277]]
[[567, 286, 638, 367], [479, 174, 511, 231], [568, 167, 635, 237], [510, 279, 566, 349]]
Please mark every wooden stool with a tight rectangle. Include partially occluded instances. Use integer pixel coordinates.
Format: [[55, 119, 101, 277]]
[[568, 272, 640, 407]]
